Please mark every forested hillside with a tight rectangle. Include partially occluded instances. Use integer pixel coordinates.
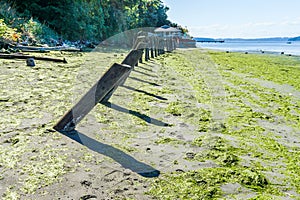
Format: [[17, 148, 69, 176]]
[[0, 0, 170, 44], [289, 36, 300, 41]]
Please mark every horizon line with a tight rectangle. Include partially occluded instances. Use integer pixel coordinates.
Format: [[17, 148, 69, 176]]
[[192, 36, 299, 40]]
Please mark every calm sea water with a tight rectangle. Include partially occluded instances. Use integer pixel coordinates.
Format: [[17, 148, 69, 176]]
[[196, 41, 300, 56]]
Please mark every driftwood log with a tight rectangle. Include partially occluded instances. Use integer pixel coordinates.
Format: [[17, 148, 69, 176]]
[[14, 45, 81, 52], [17, 49, 51, 53], [0, 53, 67, 63]]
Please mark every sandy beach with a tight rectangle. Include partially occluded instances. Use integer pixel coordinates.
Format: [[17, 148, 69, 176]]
[[1, 49, 300, 199]]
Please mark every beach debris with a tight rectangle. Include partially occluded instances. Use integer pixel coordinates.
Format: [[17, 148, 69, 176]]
[[80, 180, 92, 187], [14, 45, 81, 52], [79, 194, 97, 200], [0, 53, 67, 63], [26, 58, 35, 67]]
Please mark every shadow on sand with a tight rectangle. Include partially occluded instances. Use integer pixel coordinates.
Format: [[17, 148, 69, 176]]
[[136, 65, 153, 72], [122, 85, 167, 101], [101, 102, 170, 127], [133, 69, 158, 78], [128, 76, 160, 86], [60, 130, 160, 178]]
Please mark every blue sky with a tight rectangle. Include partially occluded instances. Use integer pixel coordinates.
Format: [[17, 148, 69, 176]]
[[162, 0, 300, 38]]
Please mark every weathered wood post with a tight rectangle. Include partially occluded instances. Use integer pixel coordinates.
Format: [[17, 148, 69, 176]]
[[161, 38, 166, 54], [53, 49, 143, 132], [157, 40, 160, 56], [169, 38, 172, 52], [53, 63, 132, 132], [101, 49, 143, 102], [150, 37, 155, 58], [154, 37, 158, 57], [145, 47, 149, 61], [172, 38, 176, 51], [169, 38, 173, 52], [144, 35, 150, 61], [166, 37, 170, 52], [150, 47, 154, 58], [139, 54, 143, 63], [133, 35, 147, 64], [158, 38, 162, 55]]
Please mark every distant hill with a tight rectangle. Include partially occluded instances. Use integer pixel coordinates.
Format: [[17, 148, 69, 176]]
[[224, 37, 290, 42], [288, 36, 300, 41], [193, 37, 216, 42], [193, 37, 292, 43]]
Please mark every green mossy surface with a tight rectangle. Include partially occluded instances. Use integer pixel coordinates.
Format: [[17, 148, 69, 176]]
[[0, 51, 120, 198], [1, 49, 300, 199], [147, 50, 300, 199]]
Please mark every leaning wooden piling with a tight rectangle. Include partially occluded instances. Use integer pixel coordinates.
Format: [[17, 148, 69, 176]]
[[53, 31, 177, 132], [102, 49, 143, 102], [53, 63, 132, 132]]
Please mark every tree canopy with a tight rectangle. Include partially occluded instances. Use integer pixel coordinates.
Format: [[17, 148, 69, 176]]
[[5, 0, 170, 41]]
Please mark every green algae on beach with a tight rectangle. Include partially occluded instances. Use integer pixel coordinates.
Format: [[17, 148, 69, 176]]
[[147, 50, 300, 199], [1, 48, 300, 199]]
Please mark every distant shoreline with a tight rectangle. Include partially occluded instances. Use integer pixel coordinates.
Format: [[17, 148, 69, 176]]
[[200, 48, 300, 58], [196, 40, 300, 57]]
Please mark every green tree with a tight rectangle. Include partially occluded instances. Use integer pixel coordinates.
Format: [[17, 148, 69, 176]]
[[8, 0, 170, 41]]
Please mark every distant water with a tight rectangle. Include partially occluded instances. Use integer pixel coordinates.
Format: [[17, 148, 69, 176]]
[[196, 41, 300, 56]]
